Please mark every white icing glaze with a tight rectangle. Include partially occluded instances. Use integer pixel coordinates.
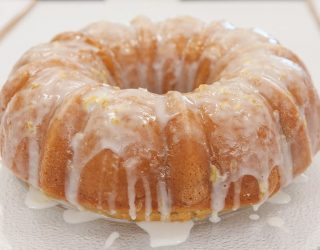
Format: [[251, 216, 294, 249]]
[[107, 163, 117, 215], [0, 40, 105, 187], [28, 139, 40, 186], [268, 217, 284, 227], [249, 214, 260, 221], [209, 212, 221, 223], [24, 186, 192, 248], [124, 158, 139, 220], [267, 216, 288, 232], [252, 203, 263, 212], [0, 17, 318, 225], [190, 80, 282, 217], [142, 176, 152, 221], [63, 209, 104, 224], [157, 181, 171, 221], [153, 95, 172, 127], [272, 110, 293, 187], [267, 190, 291, 205], [232, 179, 242, 211], [293, 173, 309, 184], [137, 221, 194, 247], [104, 232, 120, 249], [25, 186, 109, 224], [25, 186, 59, 209]]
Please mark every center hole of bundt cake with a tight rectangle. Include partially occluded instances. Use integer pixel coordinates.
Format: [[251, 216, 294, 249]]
[[106, 60, 212, 94]]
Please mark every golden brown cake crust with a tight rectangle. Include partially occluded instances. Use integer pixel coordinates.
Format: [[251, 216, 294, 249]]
[[1, 17, 320, 221]]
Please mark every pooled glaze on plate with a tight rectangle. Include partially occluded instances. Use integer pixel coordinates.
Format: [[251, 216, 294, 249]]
[[137, 221, 194, 248]]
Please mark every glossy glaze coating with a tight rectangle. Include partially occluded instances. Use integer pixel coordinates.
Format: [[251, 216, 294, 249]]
[[1, 17, 319, 221]]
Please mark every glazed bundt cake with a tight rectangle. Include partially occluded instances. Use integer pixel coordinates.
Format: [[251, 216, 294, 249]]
[[0, 17, 319, 222]]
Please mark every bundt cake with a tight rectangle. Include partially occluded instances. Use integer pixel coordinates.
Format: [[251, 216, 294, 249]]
[[0, 16, 319, 222]]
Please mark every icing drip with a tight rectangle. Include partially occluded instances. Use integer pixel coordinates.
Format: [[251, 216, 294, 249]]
[[107, 161, 118, 215], [137, 221, 194, 247], [252, 204, 262, 212], [249, 214, 260, 221], [211, 177, 229, 219], [65, 133, 85, 207], [272, 110, 293, 187], [0, 39, 104, 187], [190, 80, 282, 220], [24, 186, 191, 248], [209, 212, 221, 223], [142, 176, 152, 220], [157, 181, 171, 221], [25, 187, 116, 224], [232, 178, 242, 211], [152, 96, 172, 221], [63, 209, 103, 224], [293, 173, 309, 184], [124, 158, 139, 220], [25, 186, 58, 209], [104, 232, 120, 249], [153, 95, 172, 127], [252, 179, 270, 211], [28, 138, 40, 186], [267, 216, 288, 232], [153, 61, 165, 94], [267, 190, 291, 205]]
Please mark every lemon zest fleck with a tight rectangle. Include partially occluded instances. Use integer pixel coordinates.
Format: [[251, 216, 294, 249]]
[[25, 121, 35, 132], [111, 117, 120, 125], [31, 82, 40, 89], [210, 164, 218, 183]]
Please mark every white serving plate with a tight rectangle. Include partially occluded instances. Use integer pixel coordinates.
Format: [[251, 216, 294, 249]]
[[1, 158, 320, 250], [0, 1, 319, 249]]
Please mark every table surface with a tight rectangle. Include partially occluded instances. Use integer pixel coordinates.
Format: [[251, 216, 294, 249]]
[[0, 1, 320, 250]]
